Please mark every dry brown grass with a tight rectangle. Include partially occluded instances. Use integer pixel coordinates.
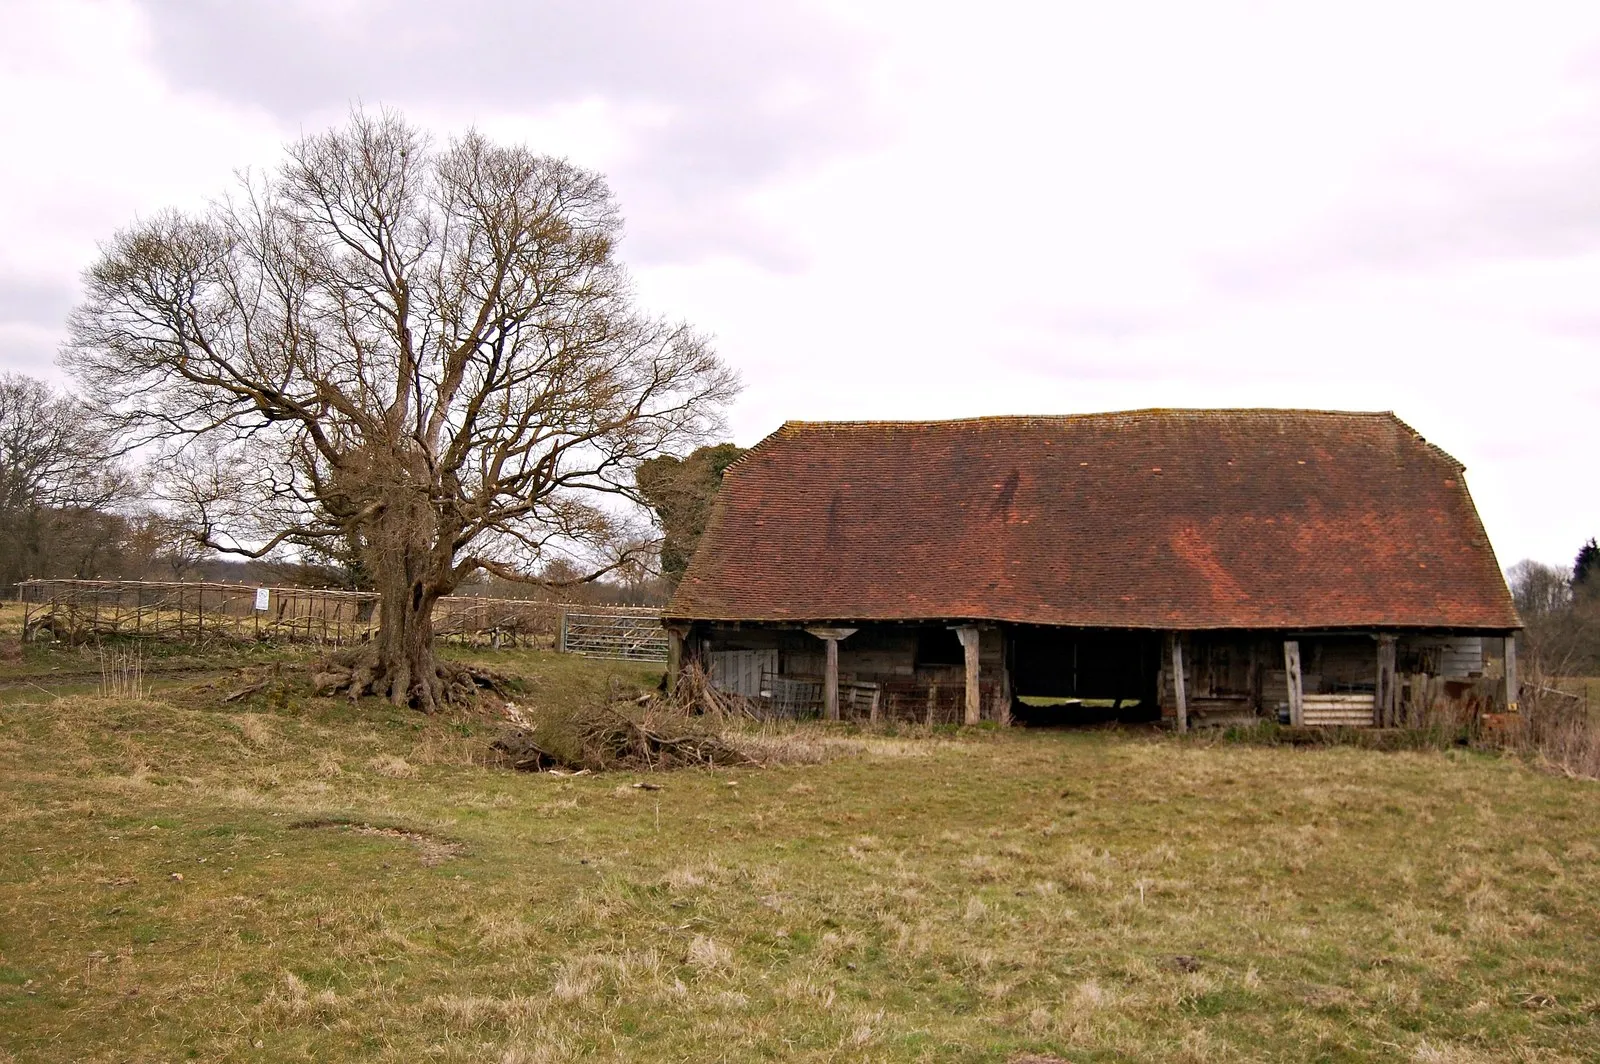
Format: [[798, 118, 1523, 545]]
[[3, 654, 1600, 1062]]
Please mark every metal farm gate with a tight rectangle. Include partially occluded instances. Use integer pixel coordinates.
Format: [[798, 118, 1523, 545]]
[[558, 609, 669, 662]]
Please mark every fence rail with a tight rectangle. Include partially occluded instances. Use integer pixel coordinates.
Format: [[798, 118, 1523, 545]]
[[17, 579, 667, 661]]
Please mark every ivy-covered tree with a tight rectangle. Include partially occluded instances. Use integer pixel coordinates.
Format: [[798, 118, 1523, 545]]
[[636, 443, 744, 584]]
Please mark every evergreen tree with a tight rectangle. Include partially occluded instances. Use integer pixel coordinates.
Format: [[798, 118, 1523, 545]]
[[1575, 537, 1600, 594]]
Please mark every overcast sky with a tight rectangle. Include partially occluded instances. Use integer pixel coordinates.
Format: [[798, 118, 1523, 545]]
[[3, 0, 1598, 570]]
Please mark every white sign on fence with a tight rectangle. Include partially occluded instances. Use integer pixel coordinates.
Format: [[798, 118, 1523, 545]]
[[254, 587, 270, 611]]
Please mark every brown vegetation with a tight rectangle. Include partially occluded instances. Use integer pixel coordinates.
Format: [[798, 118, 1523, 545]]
[[5, 647, 1600, 1062], [493, 675, 756, 772]]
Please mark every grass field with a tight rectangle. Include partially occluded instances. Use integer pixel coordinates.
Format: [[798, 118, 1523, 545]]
[[2, 624, 1600, 1062]]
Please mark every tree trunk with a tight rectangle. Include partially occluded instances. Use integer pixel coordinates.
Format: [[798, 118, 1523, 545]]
[[312, 559, 504, 711], [373, 567, 444, 711]]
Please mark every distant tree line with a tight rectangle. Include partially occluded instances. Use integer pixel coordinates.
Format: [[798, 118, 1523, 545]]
[[1508, 539, 1600, 675], [1, 371, 377, 590], [1, 373, 181, 589], [2, 370, 732, 603]]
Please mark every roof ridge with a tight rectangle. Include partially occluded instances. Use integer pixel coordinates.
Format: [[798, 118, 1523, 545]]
[[777, 408, 1398, 430]]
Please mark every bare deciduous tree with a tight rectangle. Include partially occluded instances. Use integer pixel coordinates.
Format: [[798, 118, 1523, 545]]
[[0, 373, 128, 587], [66, 110, 737, 709], [1508, 556, 1600, 678]]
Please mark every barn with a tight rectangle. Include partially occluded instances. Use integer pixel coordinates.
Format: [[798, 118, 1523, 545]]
[[662, 410, 1521, 729]]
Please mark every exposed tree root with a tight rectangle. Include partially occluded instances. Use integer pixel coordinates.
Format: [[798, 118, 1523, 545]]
[[310, 650, 512, 711]]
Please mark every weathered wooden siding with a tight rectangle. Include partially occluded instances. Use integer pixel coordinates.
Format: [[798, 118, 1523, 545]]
[[707, 649, 777, 697], [1159, 634, 1268, 723], [1157, 632, 1501, 726], [699, 623, 1005, 705]]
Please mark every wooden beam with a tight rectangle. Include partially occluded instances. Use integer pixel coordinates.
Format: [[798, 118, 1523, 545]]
[[956, 626, 981, 725], [1503, 634, 1519, 712], [1284, 640, 1304, 726], [1246, 640, 1261, 717], [1172, 637, 1188, 733], [1376, 634, 1397, 727], [804, 626, 858, 641]]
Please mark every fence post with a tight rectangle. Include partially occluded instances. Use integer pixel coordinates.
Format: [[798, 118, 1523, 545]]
[[558, 611, 567, 654]]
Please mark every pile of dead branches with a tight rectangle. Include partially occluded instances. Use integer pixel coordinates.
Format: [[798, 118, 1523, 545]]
[[667, 662, 764, 721], [494, 681, 757, 773]]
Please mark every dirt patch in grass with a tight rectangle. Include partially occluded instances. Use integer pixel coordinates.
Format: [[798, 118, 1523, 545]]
[[290, 818, 466, 865]]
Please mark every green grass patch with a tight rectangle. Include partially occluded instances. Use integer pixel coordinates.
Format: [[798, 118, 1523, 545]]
[[1, 645, 1599, 1061]]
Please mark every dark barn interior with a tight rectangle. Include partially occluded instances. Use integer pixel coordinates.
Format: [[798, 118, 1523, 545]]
[[1008, 627, 1161, 725]]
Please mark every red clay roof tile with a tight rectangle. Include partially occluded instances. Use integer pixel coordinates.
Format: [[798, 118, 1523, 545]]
[[665, 409, 1520, 631]]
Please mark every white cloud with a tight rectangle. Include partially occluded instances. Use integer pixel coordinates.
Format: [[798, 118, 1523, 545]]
[[1, 0, 1597, 568]]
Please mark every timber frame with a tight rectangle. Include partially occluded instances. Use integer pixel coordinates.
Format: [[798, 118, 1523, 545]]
[[673, 621, 1518, 729]]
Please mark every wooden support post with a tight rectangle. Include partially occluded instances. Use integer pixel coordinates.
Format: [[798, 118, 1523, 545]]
[[666, 626, 686, 695], [806, 627, 858, 722], [1246, 641, 1261, 717], [1376, 634, 1397, 727], [997, 629, 1012, 727], [1503, 634, 1518, 713], [1172, 637, 1188, 733], [825, 636, 840, 720], [955, 626, 981, 725], [1284, 640, 1304, 726]]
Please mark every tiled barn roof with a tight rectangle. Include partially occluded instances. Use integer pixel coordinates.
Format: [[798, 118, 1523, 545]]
[[665, 410, 1520, 631]]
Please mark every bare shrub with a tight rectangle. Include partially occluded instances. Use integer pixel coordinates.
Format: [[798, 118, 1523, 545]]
[[97, 645, 148, 701], [668, 662, 764, 721], [1495, 679, 1600, 780]]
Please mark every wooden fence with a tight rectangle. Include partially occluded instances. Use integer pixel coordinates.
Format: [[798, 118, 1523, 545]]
[[17, 580, 667, 661]]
